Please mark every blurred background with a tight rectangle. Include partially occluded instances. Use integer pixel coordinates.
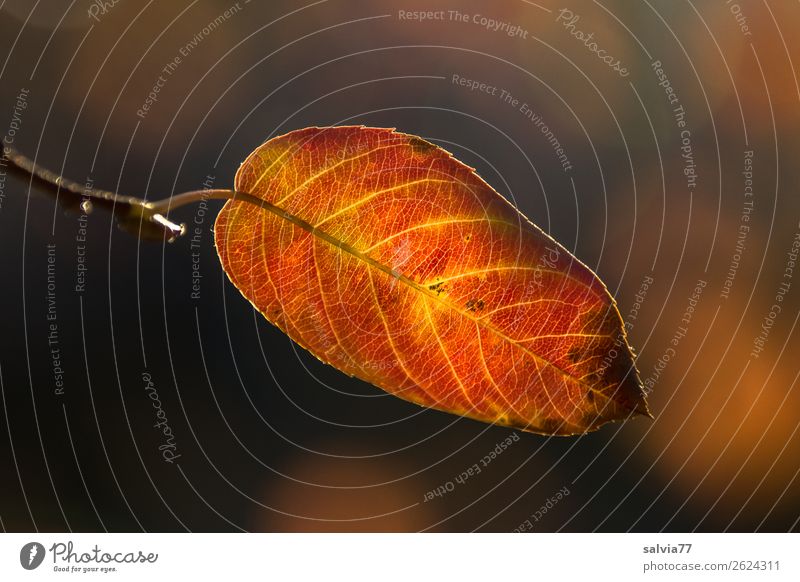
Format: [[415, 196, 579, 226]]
[[0, 0, 798, 532]]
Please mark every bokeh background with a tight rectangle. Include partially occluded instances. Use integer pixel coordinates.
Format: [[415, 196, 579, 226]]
[[0, 0, 798, 532]]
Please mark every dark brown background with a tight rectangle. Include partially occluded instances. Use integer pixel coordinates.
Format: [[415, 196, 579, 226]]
[[0, 0, 798, 532]]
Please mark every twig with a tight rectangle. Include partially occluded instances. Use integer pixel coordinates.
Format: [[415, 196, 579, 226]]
[[1, 145, 251, 242]]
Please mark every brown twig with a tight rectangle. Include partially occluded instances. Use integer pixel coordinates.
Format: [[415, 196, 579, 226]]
[[1, 145, 250, 242]]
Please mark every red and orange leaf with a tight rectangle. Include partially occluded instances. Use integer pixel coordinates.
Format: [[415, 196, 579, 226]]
[[214, 126, 650, 435]]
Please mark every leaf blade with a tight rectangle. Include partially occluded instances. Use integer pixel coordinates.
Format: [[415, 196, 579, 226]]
[[215, 126, 650, 435]]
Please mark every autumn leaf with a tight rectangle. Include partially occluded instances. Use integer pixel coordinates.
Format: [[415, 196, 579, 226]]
[[214, 126, 650, 435]]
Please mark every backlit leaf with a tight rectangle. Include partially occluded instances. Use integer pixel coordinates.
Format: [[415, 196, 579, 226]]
[[214, 126, 650, 435]]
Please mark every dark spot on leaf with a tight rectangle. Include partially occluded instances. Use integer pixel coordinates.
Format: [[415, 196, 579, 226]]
[[586, 390, 595, 402], [428, 281, 446, 295], [465, 298, 485, 312], [464, 234, 472, 242], [408, 136, 437, 154]]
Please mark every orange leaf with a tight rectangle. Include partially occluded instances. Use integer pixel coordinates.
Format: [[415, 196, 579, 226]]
[[214, 126, 650, 435]]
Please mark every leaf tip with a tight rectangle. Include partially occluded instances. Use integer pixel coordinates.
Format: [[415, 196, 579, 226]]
[[633, 397, 654, 419]]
